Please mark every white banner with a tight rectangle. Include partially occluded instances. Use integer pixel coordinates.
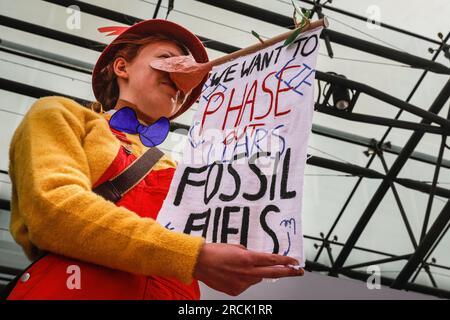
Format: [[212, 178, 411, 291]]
[[157, 26, 322, 266]]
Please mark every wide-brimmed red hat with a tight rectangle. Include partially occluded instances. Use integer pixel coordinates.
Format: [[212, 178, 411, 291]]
[[92, 19, 209, 120]]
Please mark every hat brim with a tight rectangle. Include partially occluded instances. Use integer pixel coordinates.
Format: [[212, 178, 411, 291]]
[[92, 19, 209, 120]]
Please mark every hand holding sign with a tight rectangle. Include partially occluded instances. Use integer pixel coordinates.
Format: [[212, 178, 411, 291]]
[[193, 243, 303, 296]]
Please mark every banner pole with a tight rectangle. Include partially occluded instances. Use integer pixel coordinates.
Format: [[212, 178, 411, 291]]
[[210, 18, 328, 67]]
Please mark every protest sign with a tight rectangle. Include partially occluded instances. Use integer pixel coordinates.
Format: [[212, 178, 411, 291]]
[[157, 26, 323, 266]]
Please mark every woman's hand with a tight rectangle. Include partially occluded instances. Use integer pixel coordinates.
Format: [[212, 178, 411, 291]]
[[193, 243, 304, 296]]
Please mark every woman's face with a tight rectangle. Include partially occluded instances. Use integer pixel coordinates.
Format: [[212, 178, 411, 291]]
[[114, 40, 188, 123]]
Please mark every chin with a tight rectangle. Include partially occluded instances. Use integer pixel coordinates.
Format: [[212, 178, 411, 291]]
[[163, 100, 181, 117], [144, 100, 169, 118], [156, 108, 173, 119]]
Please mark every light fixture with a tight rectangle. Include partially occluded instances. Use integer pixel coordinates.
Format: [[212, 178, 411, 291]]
[[329, 73, 351, 111]]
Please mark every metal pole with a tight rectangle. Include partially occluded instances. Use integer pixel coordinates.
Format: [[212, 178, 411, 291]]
[[153, 0, 163, 19], [420, 116, 449, 242], [297, 0, 443, 46], [306, 260, 450, 299], [0, 38, 93, 74], [315, 72, 450, 129], [315, 104, 449, 135], [193, 0, 450, 74], [314, 32, 450, 264], [340, 254, 412, 271], [41, 0, 239, 53], [392, 200, 450, 289], [331, 79, 450, 275]]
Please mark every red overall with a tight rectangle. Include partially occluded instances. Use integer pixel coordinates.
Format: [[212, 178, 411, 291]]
[[7, 142, 200, 300]]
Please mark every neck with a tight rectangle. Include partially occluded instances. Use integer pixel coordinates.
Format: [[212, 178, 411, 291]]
[[114, 98, 154, 125]]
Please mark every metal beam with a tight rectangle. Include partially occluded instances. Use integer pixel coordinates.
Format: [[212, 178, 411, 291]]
[[194, 0, 450, 74], [40, 0, 239, 54], [305, 234, 399, 258], [313, 31, 450, 268], [322, 29, 450, 74], [0, 265, 21, 276], [331, 79, 450, 274], [305, 234, 450, 273], [308, 156, 450, 198], [0, 198, 10, 211], [0, 14, 237, 56], [0, 77, 90, 106], [421, 128, 448, 243], [0, 39, 93, 74], [315, 71, 450, 130], [311, 124, 450, 169], [377, 151, 418, 250], [315, 104, 449, 135], [305, 260, 450, 299], [0, 14, 105, 52], [152, 0, 163, 19], [297, 0, 443, 46], [392, 200, 450, 289], [340, 254, 412, 271]]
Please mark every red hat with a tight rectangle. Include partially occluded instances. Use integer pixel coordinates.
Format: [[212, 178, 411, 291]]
[[92, 19, 209, 120]]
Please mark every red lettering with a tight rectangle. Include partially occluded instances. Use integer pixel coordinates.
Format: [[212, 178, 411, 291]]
[[223, 123, 266, 145], [237, 80, 258, 126], [223, 130, 235, 145], [222, 84, 248, 130], [223, 127, 248, 145], [201, 92, 224, 134], [255, 71, 276, 121]]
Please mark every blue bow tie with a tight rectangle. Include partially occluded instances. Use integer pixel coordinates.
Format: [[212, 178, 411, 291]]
[[109, 107, 170, 147]]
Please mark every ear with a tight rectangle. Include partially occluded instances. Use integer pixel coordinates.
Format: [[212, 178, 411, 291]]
[[113, 57, 129, 80]]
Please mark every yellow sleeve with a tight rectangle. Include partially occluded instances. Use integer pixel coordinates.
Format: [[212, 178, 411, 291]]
[[8, 97, 204, 284]]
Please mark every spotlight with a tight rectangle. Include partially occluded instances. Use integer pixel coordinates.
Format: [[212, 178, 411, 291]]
[[326, 71, 351, 112], [327, 72, 351, 111], [363, 149, 375, 157]]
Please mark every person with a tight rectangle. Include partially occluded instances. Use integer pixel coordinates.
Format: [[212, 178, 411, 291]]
[[5, 19, 304, 300]]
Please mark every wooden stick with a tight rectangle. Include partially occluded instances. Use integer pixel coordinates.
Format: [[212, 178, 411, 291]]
[[210, 18, 328, 67]]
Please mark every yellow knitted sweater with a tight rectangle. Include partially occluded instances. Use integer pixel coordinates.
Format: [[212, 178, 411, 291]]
[[8, 96, 204, 284]]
